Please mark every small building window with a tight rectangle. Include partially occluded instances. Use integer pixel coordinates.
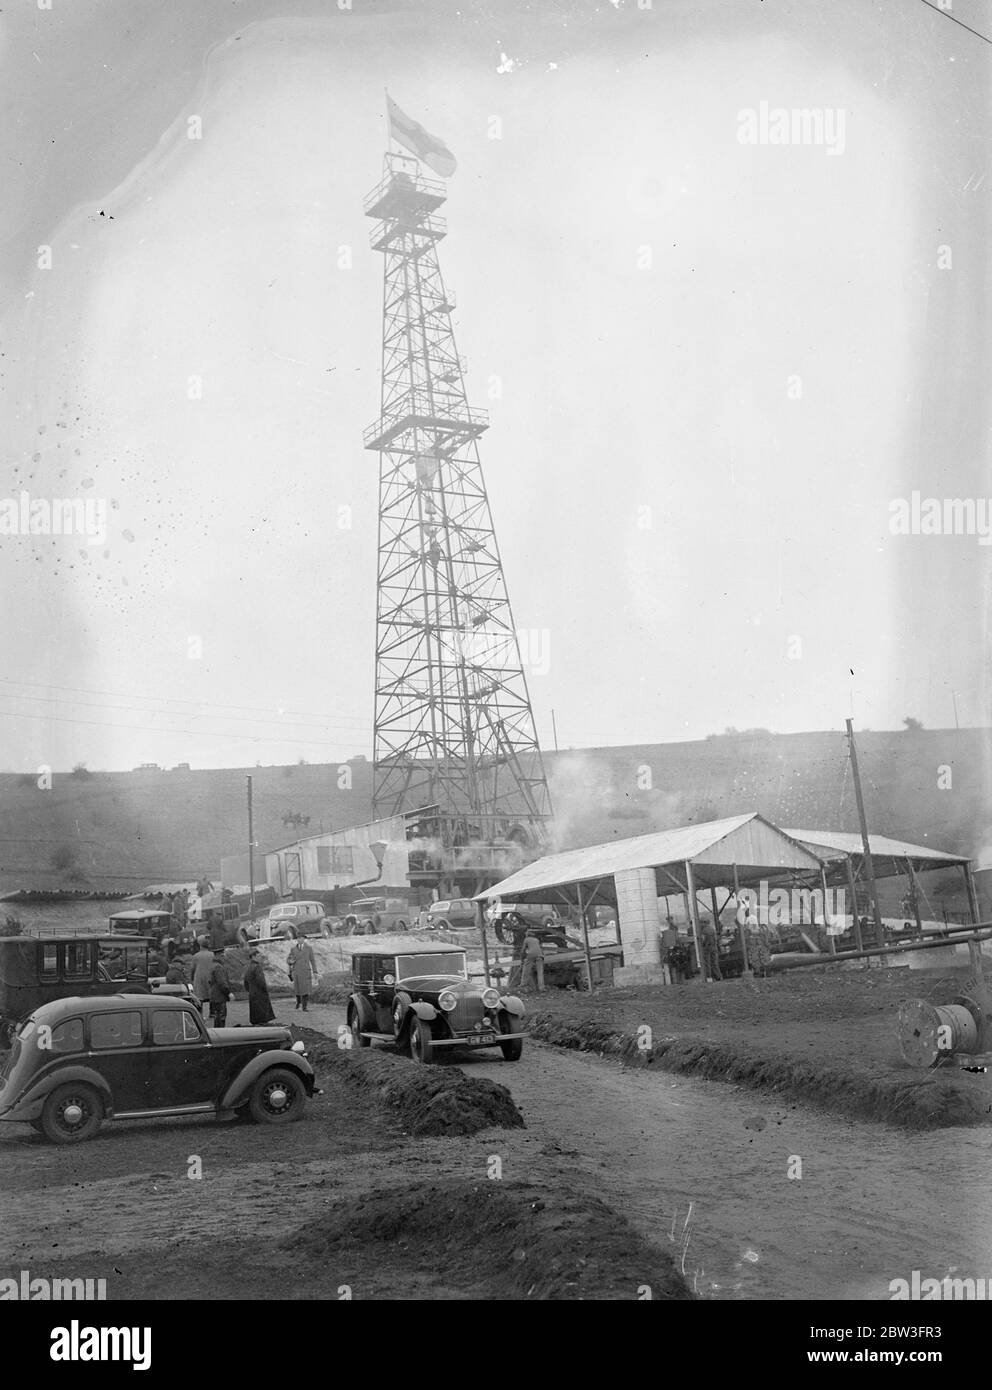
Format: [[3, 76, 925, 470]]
[[332, 847, 354, 874]]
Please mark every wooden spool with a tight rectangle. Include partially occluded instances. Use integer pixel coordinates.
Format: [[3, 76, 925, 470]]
[[897, 997, 982, 1069]]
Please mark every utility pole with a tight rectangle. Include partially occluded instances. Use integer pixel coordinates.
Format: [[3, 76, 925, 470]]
[[246, 774, 255, 922], [845, 718, 884, 954], [551, 709, 559, 753]]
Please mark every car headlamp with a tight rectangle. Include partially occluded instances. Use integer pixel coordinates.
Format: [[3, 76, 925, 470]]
[[481, 988, 501, 1009], [291, 1040, 306, 1053], [438, 990, 458, 1012]]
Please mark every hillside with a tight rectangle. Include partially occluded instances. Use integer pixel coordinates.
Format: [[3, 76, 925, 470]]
[[0, 729, 987, 903]]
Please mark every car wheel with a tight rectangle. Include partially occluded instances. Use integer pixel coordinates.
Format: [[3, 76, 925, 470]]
[[364, 920, 376, 935], [348, 1005, 370, 1048], [40, 1083, 104, 1144], [497, 1012, 523, 1062], [276, 927, 294, 940], [247, 1067, 306, 1124], [435, 918, 454, 932], [409, 1017, 434, 1065], [396, 919, 407, 932], [494, 921, 512, 945]]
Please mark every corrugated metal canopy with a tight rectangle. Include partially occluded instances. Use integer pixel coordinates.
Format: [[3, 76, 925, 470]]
[[475, 813, 825, 904], [782, 829, 968, 876]]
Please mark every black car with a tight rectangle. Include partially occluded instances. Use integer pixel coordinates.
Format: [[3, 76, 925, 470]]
[[0, 995, 316, 1143], [346, 946, 525, 1063], [0, 935, 174, 1047]]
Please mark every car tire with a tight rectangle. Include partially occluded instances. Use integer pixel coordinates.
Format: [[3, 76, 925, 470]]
[[497, 1012, 523, 1062], [494, 921, 512, 945], [396, 919, 407, 932], [247, 1067, 306, 1124], [409, 1017, 434, 1065], [435, 918, 454, 932], [348, 1005, 370, 1048], [364, 920, 376, 935], [40, 1083, 104, 1144]]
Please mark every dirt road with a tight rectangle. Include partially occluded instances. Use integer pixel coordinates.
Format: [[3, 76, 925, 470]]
[[293, 998, 992, 1300]]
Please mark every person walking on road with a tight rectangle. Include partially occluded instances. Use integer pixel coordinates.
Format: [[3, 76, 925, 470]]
[[208, 946, 233, 1026], [519, 930, 546, 994], [190, 938, 214, 1010], [699, 915, 723, 982], [243, 948, 276, 1026], [288, 938, 316, 1012]]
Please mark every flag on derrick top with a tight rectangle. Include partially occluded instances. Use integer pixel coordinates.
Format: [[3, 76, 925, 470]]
[[387, 96, 457, 177]]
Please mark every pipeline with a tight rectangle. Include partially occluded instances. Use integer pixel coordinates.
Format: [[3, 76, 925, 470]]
[[770, 925, 992, 971]]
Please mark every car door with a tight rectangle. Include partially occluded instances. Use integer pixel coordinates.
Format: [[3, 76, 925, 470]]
[[86, 1007, 151, 1112], [146, 1007, 219, 1108]]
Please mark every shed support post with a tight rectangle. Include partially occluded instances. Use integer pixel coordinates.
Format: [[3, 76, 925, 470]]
[[476, 899, 491, 987], [844, 856, 866, 965], [576, 882, 594, 991], [963, 862, 984, 978], [732, 863, 749, 974], [685, 860, 705, 981], [904, 857, 924, 937], [820, 866, 835, 954]]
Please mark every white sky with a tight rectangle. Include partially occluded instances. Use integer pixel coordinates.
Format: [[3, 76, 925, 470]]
[[0, 0, 988, 771]]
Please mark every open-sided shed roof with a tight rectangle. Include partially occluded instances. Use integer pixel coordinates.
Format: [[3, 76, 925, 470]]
[[475, 813, 825, 904], [781, 829, 968, 878]]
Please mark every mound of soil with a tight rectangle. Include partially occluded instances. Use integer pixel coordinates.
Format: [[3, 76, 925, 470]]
[[529, 1013, 990, 1129], [314, 1043, 525, 1136], [283, 1177, 693, 1300]]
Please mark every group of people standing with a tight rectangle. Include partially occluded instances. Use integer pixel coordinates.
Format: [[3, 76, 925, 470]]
[[176, 938, 277, 1027], [163, 935, 317, 1024]]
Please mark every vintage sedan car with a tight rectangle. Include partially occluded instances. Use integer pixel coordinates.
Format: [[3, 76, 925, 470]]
[[254, 900, 334, 941], [0, 995, 316, 1143], [345, 897, 411, 935], [424, 898, 478, 931], [346, 945, 525, 1063]]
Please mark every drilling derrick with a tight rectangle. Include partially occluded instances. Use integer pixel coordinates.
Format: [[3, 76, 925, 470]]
[[364, 150, 553, 894]]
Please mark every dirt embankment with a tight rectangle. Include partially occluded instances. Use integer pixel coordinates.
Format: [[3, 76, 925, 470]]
[[527, 965, 992, 1129], [311, 1038, 525, 1136], [286, 1178, 693, 1301]]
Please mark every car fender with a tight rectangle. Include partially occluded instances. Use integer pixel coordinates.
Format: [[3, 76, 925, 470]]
[[498, 994, 525, 1017], [348, 993, 376, 1030], [409, 1000, 438, 1022], [220, 1050, 315, 1110], [2, 1064, 115, 1123]]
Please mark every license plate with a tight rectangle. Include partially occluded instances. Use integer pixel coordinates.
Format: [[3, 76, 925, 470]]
[[465, 1032, 496, 1046]]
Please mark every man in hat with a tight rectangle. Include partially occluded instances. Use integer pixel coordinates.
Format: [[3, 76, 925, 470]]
[[190, 937, 214, 1012], [208, 946, 233, 1027], [242, 948, 276, 1026]]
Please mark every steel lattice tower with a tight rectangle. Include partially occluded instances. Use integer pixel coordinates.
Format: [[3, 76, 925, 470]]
[[364, 150, 553, 891]]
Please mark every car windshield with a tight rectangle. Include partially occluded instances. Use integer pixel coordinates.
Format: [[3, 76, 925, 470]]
[[271, 906, 297, 919], [395, 952, 467, 981]]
